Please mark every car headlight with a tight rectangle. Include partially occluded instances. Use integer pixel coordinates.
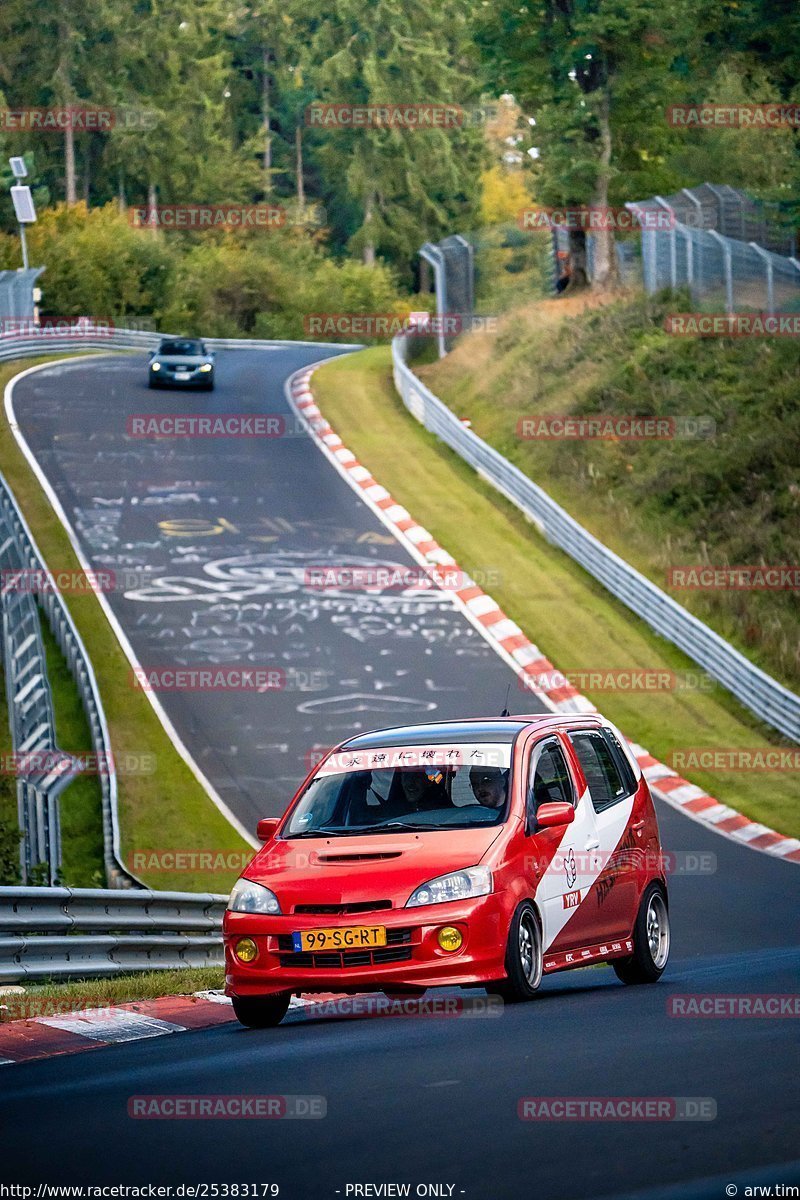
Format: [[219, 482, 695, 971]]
[[406, 866, 492, 908], [150, 362, 161, 371], [227, 878, 281, 914], [199, 363, 213, 372]]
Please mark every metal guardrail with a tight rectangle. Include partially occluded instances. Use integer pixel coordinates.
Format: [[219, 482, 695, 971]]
[[0, 886, 226, 982], [0, 477, 129, 887], [391, 334, 800, 744]]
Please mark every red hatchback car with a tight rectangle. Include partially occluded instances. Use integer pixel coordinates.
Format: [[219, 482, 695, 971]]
[[223, 714, 670, 1027]]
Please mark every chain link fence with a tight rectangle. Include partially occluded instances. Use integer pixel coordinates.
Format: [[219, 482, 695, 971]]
[[630, 202, 800, 313]]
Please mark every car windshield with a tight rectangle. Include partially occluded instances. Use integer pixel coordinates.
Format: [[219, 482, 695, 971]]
[[159, 339, 203, 355], [285, 742, 512, 836]]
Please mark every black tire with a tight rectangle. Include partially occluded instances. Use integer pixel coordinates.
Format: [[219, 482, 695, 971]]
[[494, 901, 543, 1003], [613, 883, 670, 985], [232, 992, 291, 1028], [148, 377, 159, 389]]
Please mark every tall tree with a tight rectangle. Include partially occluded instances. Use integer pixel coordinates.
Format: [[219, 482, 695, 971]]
[[306, 0, 484, 269], [479, 0, 699, 288]]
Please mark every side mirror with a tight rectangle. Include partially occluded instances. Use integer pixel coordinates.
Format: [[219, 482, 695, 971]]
[[256, 817, 280, 842], [536, 801, 575, 829]]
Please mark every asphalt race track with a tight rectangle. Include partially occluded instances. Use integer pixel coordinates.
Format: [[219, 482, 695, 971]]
[[9, 348, 538, 829], [2, 349, 799, 1197]]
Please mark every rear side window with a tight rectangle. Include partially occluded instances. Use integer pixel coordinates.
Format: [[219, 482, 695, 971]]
[[569, 729, 634, 812]]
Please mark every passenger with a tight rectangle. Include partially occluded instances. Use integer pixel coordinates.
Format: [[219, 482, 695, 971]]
[[469, 766, 508, 809]]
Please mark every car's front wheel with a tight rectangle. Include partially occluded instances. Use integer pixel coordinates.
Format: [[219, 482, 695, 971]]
[[613, 883, 670, 985], [232, 991, 291, 1028], [494, 901, 543, 1003]]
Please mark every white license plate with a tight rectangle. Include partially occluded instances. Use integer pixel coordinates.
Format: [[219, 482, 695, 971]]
[[174, 371, 191, 381]]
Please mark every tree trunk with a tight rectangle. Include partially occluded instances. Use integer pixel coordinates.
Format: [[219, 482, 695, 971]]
[[589, 89, 617, 290], [295, 124, 305, 210], [57, 23, 77, 205], [117, 167, 126, 213], [362, 193, 376, 267], [147, 180, 158, 235], [82, 138, 91, 205], [64, 123, 77, 205], [262, 47, 272, 198]]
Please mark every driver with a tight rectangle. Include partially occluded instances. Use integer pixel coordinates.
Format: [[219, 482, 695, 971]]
[[469, 766, 508, 809], [389, 767, 451, 815]]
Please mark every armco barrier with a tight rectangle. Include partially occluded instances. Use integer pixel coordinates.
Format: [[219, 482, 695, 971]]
[[0, 886, 227, 981], [391, 334, 800, 744], [0, 474, 127, 887]]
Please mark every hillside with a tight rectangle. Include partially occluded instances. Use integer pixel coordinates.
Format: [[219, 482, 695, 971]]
[[418, 291, 800, 692]]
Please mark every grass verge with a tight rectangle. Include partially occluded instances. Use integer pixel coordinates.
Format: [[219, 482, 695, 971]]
[[39, 617, 105, 886], [0, 357, 250, 892], [0, 967, 225, 1022], [312, 346, 799, 838]]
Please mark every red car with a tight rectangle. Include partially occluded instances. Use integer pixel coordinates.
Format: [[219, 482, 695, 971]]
[[224, 714, 670, 1027]]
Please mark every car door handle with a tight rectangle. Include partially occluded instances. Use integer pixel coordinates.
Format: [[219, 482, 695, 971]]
[[631, 820, 645, 831], [585, 838, 600, 850]]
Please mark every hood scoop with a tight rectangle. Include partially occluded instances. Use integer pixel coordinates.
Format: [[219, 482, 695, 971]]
[[317, 851, 403, 863]]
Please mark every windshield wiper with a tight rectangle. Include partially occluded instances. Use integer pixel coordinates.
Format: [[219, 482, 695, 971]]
[[344, 820, 431, 833], [286, 827, 352, 839]]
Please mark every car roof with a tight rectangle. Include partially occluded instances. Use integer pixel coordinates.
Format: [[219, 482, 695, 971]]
[[340, 713, 605, 750]]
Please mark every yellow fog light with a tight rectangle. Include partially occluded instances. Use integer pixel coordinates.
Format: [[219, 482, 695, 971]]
[[437, 926, 463, 952], [234, 937, 258, 963]]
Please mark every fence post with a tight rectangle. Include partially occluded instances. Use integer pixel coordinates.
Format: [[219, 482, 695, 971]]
[[708, 231, 734, 313], [705, 183, 726, 236], [419, 243, 447, 359], [749, 243, 775, 315]]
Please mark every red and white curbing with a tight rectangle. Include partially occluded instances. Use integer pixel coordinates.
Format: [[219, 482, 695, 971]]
[[288, 368, 800, 866], [0, 991, 356, 1066]]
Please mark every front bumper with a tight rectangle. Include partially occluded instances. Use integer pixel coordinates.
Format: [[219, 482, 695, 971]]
[[150, 368, 213, 387], [223, 893, 510, 997]]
